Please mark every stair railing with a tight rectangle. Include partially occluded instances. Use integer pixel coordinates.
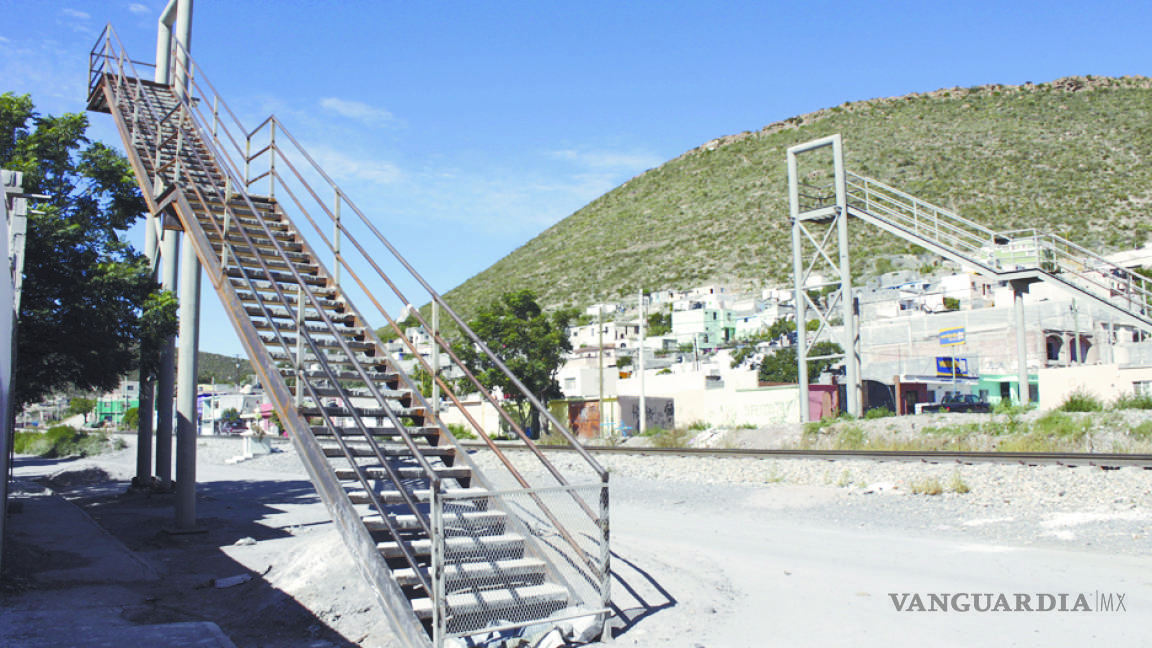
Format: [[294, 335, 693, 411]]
[[846, 172, 1007, 266], [1007, 229, 1152, 319], [239, 98, 611, 629]]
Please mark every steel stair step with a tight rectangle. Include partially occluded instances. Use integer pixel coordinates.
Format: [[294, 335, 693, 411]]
[[267, 350, 382, 369], [394, 557, 548, 589], [376, 531, 525, 560], [300, 404, 424, 419], [336, 465, 471, 481], [246, 306, 354, 325], [215, 234, 303, 253], [363, 510, 506, 534], [208, 227, 299, 247], [240, 295, 348, 314], [261, 334, 376, 354], [322, 444, 454, 458], [310, 425, 440, 440], [351, 487, 489, 507], [409, 583, 570, 621], [296, 368, 400, 382], [251, 321, 364, 338], [230, 277, 336, 297], [226, 267, 328, 288]]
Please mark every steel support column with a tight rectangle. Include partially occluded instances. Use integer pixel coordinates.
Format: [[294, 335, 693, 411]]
[[174, 231, 200, 529], [134, 210, 159, 487], [787, 150, 809, 422], [1012, 280, 1031, 406], [155, 228, 178, 486], [786, 134, 862, 421]]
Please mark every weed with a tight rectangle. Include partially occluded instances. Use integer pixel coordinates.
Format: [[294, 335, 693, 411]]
[[948, 471, 970, 494], [863, 406, 893, 419], [1130, 421, 1152, 440], [836, 469, 852, 487], [688, 420, 709, 431], [1058, 389, 1104, 412], [446, 423, 477, 440], [911, 477, 944, 495], [13, 425, 113, 458], [1113, 392, 1152, 410], [766, 463, 785, 483], [836, 424, 867, 450], [649, 428, 693, 448], [1033, 411, 1090, 441]]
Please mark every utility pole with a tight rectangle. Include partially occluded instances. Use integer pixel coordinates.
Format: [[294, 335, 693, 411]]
[[638, 290, 646, 437], [598, 304, 604, 439]]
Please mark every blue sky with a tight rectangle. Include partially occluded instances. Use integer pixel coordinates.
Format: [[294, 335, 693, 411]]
[[2, 1, 1151, 357]]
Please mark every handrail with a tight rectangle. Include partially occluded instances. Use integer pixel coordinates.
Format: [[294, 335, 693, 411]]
[[845, 168, 1152, 328], [244, 112, 607, 484]]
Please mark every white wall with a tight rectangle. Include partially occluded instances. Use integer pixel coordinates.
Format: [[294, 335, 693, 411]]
[[618, 368, 800, 427], [1038, 363, 1152, 410], [437, 398, 504, 438]]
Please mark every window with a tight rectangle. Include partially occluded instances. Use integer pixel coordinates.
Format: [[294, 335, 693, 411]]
[[1135, 381, 1152, 396], [564, 377, 576, 392]]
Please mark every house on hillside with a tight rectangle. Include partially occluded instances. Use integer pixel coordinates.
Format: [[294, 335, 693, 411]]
[[671, 307, 736, 350]]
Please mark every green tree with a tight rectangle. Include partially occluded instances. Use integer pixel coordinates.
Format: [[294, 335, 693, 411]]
[[646, 310, 672, 336], [457, 290, 575, 437], [758, 341, 844, 384], [67, 396, 96, 422], [2, 93, 164, 407]]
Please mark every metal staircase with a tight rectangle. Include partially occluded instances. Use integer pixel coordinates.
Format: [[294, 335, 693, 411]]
[[88, 26, 609, 648], [790, 138, 1152, 333], [842, 171, 1152, 330]]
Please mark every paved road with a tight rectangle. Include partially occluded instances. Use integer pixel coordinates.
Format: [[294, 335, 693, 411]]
[[603, 484, 1151, 647]]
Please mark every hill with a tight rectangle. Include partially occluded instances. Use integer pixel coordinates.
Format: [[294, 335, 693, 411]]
[[441, 75, 1152, 317], [197, 352, 252, 386]]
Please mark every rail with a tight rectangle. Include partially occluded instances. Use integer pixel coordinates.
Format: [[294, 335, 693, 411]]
[[845, 172, 1006, 267], [157, 38, 606, 489], [484, 443, 1152, 468]]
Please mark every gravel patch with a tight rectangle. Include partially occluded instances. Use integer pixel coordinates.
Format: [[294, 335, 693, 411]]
[[100, 430, 1152, 559]]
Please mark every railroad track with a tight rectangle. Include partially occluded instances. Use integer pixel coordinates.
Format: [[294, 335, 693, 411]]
[[462, 443, 1152, 469]]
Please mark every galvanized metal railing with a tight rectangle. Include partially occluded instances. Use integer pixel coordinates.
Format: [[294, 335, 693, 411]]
[[845, 172, 1007, 270], [842, 167, 1152, 330]]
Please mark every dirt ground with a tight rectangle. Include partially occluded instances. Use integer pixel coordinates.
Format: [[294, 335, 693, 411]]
[[4, 453, 396, 648]]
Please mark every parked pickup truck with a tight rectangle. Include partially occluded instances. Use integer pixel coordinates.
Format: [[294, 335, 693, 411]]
[[920, 394, 991, 414]]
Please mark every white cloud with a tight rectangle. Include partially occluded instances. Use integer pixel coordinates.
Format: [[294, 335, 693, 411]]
[[319, 97, 397, 127], [128, 3, 151, 15], [303, 144, 404, 186], [61, 8, 91, 20]]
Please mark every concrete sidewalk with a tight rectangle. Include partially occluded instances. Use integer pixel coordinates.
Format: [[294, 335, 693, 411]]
[[2, 472, 237, 648]]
